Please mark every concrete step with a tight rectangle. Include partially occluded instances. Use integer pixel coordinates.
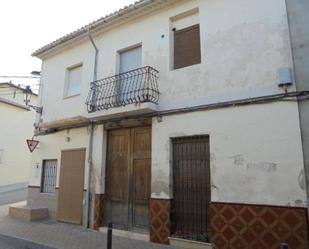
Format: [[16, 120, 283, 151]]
[[9, 205, 49, 222], [169, 237, 212, 249]]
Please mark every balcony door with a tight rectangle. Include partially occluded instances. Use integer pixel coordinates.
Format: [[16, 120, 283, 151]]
[[117, 46, 142, 105], [119, 46, 142, 73]]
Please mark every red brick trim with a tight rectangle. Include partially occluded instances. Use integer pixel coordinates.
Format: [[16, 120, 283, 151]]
[[150, 198, 171, 244], [93, 194, 104, 230], [211, 201, 308, 210], [211, 202, 309, 249]]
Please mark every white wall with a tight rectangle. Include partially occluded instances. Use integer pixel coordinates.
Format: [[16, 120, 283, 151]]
[[38, 0, 292, 124], [29, 125, 105, 193], [0, 103, 36, 186], [152, 102, 306, 207]]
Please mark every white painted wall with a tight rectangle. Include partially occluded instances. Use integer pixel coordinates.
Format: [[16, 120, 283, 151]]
[[29, 125, 105, 193], [152, 102, 306, 207], [29, 0, 306, 209], [0, 94, 37, 186], [38, 0, 292, 124]]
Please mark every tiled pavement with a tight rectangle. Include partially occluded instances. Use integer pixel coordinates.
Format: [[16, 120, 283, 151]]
[[0, 204, 179, 249]]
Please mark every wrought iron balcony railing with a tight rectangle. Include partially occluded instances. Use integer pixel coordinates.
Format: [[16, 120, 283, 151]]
[[86, 66, 159, 113]]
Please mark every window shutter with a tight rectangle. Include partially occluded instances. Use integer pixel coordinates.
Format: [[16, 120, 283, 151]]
[[174, 24, 201, 69]]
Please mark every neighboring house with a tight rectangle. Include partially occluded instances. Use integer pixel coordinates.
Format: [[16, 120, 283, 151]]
[[0, 82, 37, 194], [286, 0, 309, 222], [28, 0, 309, 248]]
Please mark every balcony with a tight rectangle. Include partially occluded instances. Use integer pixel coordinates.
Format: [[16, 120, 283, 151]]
[[86, 66, 159, 114]]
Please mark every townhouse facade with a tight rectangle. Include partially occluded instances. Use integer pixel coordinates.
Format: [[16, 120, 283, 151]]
[[28, 0, 309, 248], [0, 83, 37, 193]]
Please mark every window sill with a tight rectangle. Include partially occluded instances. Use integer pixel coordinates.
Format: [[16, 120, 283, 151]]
[[39, 193, 56, 197], [171, 62, 201, 71], [63, 93, 80, 100]]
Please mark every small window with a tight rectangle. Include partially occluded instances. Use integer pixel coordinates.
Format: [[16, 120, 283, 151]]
[[174, 24, 201, 69], [41, 160, 57, 193], [0, 149, 4, 164], [66, 65, 82, 97]]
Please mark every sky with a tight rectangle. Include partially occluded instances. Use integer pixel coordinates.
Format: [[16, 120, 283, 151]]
[[0, 0, 135, 91]]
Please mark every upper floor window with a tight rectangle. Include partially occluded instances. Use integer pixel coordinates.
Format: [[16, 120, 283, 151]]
[[119, 45, 142, 73], [174, 24, 201, 69], [65, 64, 82, 97], [171, 8, 201, 70]]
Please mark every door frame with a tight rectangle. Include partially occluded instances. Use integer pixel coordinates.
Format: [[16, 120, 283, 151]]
[[104, 125, 152, 232], [171, 135, 211, 239]]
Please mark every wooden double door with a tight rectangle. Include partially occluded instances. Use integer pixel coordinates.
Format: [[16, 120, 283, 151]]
[[105, 126, 151, 231]]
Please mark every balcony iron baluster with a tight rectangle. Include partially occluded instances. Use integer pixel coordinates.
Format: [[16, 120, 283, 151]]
[[128, 71, 135, 105], [125, 71, 132, 105], [86, 66, 159, 112]]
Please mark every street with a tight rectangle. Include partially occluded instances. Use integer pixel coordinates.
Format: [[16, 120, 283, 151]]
[[0, 234, 56, 249], [0, 203, 179, 249]]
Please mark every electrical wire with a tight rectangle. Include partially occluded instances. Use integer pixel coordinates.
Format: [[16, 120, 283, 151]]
[[0, 76, 40, 79]]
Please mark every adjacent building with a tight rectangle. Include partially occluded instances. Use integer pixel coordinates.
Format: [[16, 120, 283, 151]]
[[286, 0, 309, 222], [0, 82, 37, 195], [28, 0, 309, 248]]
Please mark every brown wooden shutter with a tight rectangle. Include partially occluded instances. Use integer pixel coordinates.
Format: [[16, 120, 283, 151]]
[[174, 24, 201, 69]]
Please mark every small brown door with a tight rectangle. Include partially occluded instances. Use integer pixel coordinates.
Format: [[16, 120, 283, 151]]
[[105, 126, 151, 231], [57, 148, 86, 224]]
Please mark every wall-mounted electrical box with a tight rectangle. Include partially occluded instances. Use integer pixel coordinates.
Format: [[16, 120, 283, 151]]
[[278, 67, 293, 87]]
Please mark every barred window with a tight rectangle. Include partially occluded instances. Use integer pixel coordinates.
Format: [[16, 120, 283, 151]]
[[41, 160, 57, 193]]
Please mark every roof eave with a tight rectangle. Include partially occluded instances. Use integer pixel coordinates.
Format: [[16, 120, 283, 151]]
[[32, 0, 181, 59], [0, 97, 31, 111]]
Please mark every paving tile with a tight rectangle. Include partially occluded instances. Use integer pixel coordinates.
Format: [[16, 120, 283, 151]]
[[0, 204, 179, 249]]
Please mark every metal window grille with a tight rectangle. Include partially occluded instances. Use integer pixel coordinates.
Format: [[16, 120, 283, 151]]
[[41, 160, 57, 193], [171, 136, 211, 242], [86, 66, 159, 112]]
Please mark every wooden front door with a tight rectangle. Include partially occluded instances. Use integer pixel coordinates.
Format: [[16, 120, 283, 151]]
[[171, 136, 211, 240], [57, 149, 86, 224], [105, 126, 151, 231]]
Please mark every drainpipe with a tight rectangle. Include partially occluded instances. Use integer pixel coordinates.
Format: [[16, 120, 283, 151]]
[[88, 28, 99, 82], [85, 28, 99, 229]]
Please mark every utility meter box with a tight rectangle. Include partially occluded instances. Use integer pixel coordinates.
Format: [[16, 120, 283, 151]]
[[278, 67, 293, 87]]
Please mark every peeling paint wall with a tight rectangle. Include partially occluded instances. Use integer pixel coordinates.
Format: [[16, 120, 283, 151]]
[[152, 102, 306, 207], [38, 0, 293, 124]]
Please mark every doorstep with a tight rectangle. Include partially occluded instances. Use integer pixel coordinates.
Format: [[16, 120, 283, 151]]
[[9, 205, 49, 222], [169, 237, 212, 249], [99, 227, 149, 242]]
